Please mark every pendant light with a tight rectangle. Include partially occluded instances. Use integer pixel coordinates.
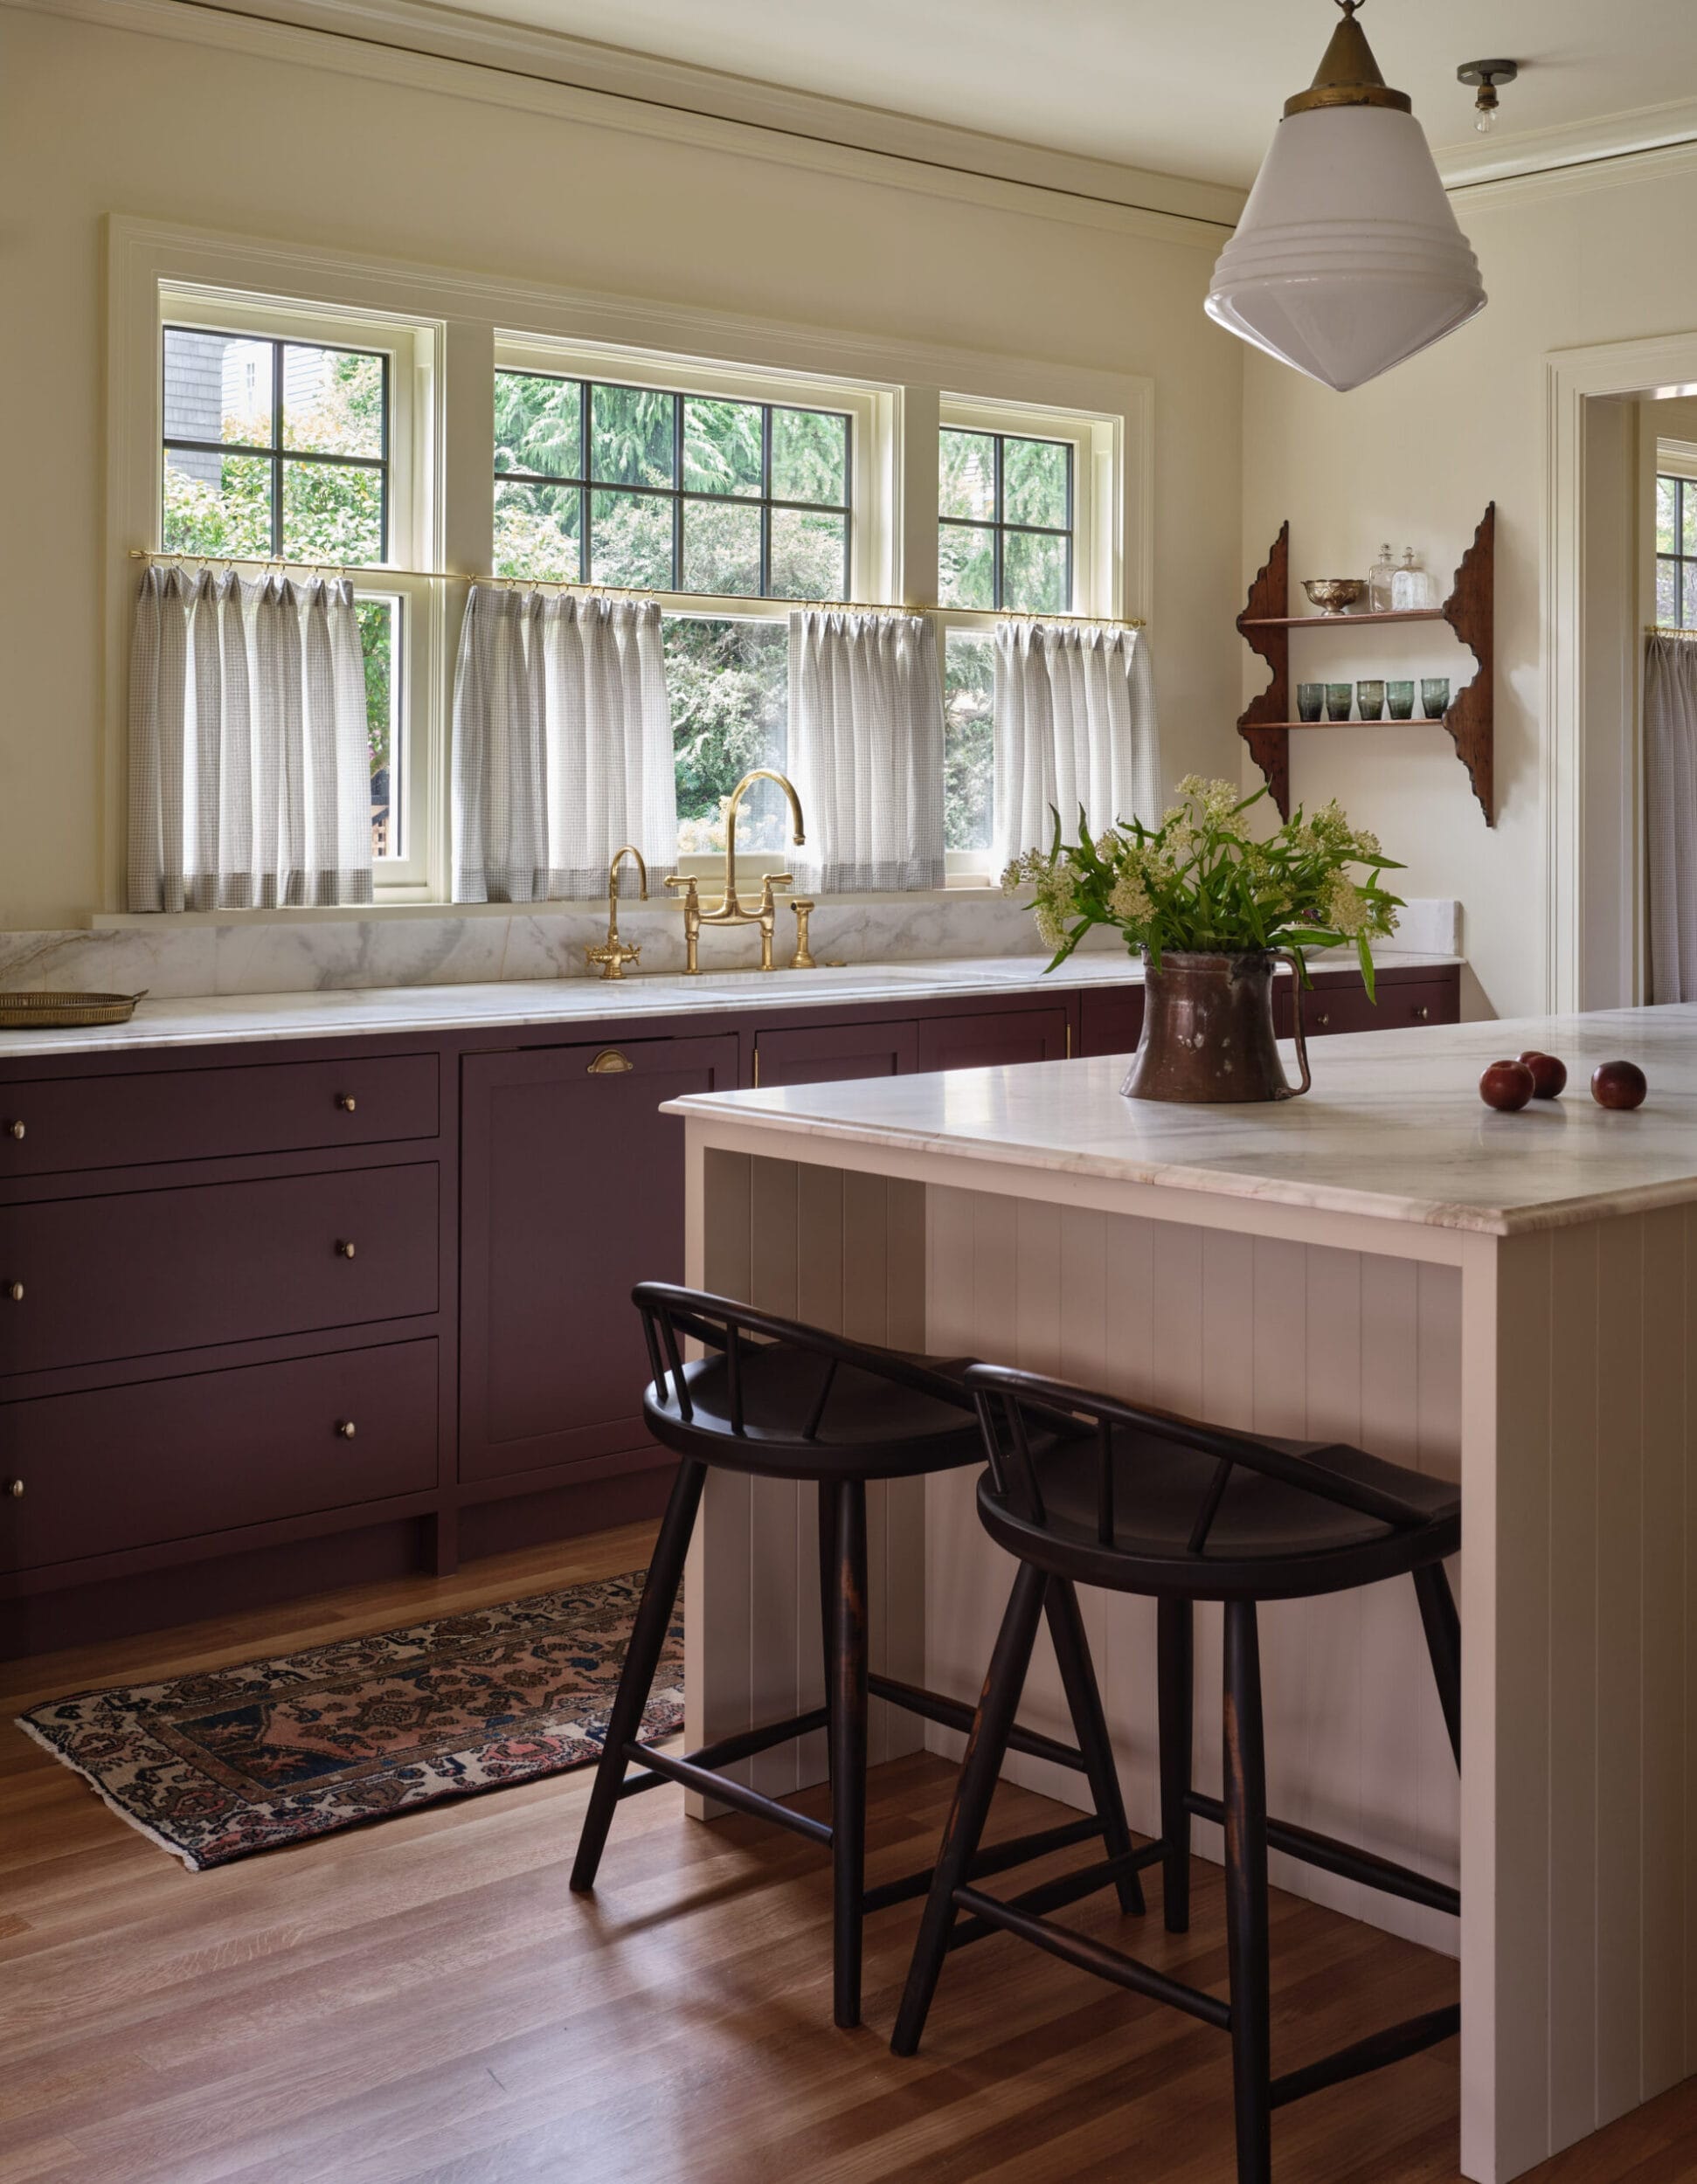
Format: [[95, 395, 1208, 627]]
[[1206, 0, 1486, 393]]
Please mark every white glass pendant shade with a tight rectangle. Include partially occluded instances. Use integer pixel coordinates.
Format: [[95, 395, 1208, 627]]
[[1207, 10, 1486, 393]]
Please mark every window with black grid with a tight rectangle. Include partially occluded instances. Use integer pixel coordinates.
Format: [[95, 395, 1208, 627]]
[[938, 425, 1073, 615]]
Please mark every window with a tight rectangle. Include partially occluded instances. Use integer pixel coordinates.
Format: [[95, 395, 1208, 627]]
[[1657, 468, 1697, 627], [156, 294, 436, 890], [493, 371, 852, 599], [939, 426, 1072, 614]]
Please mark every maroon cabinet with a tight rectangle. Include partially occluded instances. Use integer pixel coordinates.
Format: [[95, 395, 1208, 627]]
[[1078, 985, 1146, 1059], [755, 1019, 917, 1087], [0, 1339, 438, 1573], [1273, 972, 1458, 1038], [0, 1052, 437, 1178], [0, 1164, 439, 1375], [916, 1006, 1069, 1073], [458, 1034, 738, 1487]]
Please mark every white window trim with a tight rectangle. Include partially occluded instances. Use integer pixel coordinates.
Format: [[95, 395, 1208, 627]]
[[107, 218, 1150, 918]]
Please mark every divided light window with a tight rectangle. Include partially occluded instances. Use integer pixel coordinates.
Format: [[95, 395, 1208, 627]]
[[493, 372, 852, 599], [1657, 472, 1697, 628], [939, 426, 1073, 615]]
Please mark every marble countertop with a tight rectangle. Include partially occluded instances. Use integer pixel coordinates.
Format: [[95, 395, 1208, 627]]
[[666, 1002, 1697, 1237], [0, 950, 1458, 1061]]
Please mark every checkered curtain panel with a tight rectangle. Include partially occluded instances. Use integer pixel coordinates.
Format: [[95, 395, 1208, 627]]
[[451, 586, 677, 903], [127, 565, 375, 911]]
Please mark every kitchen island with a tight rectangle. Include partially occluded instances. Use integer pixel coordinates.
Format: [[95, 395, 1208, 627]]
[[668, 1003, 1697, 2184]]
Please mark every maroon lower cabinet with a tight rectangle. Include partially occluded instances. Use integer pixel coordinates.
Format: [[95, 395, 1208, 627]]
[[916, 1006, 1070, 1072], [0, 960, 1458, 1654], [0, 1339, 438, 1573], [457, 1034, 738, 1490]]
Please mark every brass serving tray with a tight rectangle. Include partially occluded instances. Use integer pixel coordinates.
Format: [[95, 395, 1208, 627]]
[[0, 990, 148, 1028]]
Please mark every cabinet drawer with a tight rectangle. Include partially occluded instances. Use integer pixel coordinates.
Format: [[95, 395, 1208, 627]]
[[0, 1339, 438, 1572], [755, 1020, 918, 1088], [0, 1053, 438, 1178], [0, 1164, 438, 1375], [916, 1007, 1070, 1073], [1078, 986, 1146, 1059], [1280, 977, 1457, 1039]]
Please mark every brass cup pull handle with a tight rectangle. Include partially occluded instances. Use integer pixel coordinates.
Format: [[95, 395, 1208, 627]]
[[4, 1120, 22, 1140], [3, 1478, 21, 1498], [336, 1420, 357, 1440], [586, 1049, 635, 1075], [3, 1281, 22, 1303], [336, 1240, 357, 1259], [335, 1093, 357, 1112]]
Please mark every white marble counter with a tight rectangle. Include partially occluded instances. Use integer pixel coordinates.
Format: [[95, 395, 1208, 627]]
[[0, 949, 1458, 1063], [668, 1000, 1694, 1236]]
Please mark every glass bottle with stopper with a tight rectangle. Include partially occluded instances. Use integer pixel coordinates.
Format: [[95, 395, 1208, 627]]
[[1367, 543, 1396, 613], [1391, 547, 1436, 612]]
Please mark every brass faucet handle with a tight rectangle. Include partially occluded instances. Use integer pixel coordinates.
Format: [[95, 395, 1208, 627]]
[[758, 872, 794, 912], [662, 873, 699, 900]]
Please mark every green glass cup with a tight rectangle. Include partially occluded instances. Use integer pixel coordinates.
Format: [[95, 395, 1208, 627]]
[[1297, 681, 1324, 722], [1422, 677, 1451, 720], [1325, 681, 1353, 722], [1356, 679, 1386, 722], [1387, 680, 1415, 720]]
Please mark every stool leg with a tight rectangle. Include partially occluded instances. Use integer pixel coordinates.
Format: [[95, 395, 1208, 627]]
[[1043, 1577, 1144, 1915], [891, 1559, 1049, 2057], [1223, 1599, 1272, 2184], [1158, 1597, 1195, 1933], [1413, 1561, 1462, 1770], [829, 1477, 869, 2029], [818, 1480, 838, 1787], [571, 1456, 706, 1892]]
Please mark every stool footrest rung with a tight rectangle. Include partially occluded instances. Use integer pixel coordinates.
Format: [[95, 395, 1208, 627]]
[[1271, 2002, 1461, 2110], [1183, 1791, 1460, 1918], [615, 1707, 829, 1799], [868, 1672, 1088, 1774], [949, 1842, 1166, 1952], [949, 1881, 1230, 2028], [862, 1814, 1105, 1915], [622, 1742, 833, 1845]]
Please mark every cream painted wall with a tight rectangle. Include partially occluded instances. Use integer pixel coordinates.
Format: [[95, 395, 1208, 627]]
[[1243, 160, 1697, 1021], [0, 4, 1244, 930]]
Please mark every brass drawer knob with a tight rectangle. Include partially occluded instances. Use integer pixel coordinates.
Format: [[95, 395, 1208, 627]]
[[4, 1478, 22, 1497], [336, 1240, 357, 1260], [336, 1420, 357, 1439], [587, 1048, 634, 1075], [4, 1120, 22, 1140], [3, 1281, 21, 1303], [1414, 1005, 1430, 1021], [1314, 1012, 1331, 1027], [336, 1093, 357, 1112]]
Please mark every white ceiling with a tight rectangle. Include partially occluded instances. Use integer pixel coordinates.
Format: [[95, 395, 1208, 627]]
[[332, 0, 1697, 190]]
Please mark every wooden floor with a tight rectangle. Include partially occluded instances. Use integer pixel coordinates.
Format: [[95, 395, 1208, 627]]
[[3, 1529, 1694, 2184]]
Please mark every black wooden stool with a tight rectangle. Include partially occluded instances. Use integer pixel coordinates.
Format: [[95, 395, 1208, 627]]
[[571, 1285, 1153, 2029], [892, 1362, 1462, 2182]]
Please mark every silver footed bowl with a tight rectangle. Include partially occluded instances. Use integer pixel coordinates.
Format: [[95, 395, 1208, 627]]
[[1301, 578, 1367, 615]]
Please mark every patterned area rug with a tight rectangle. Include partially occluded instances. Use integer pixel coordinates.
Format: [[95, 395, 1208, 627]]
[[17, 1572, 682, 1871]]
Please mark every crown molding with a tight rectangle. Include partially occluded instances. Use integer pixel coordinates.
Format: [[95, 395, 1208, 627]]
[[1436, 95, 1697, 195], [10, 0, 1242, 245]]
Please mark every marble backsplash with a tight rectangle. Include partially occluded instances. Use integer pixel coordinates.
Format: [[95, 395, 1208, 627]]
[[0, 894, 1460, 1000]]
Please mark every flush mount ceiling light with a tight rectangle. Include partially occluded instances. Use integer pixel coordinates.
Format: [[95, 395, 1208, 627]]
[[1458, 59, 1519, 136], [1206, 0, 1486, 393]]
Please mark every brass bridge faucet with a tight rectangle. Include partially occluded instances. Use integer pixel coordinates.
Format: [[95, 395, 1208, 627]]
[[585, 843, 648, 979], [665, 769, 810, 974]]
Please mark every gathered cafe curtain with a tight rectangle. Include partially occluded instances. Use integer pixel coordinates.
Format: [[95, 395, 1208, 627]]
[[990, 622, 1161, 871], [787, 610, 945, 893], [452, 586, 677, 903], [128, 565, 374, 912], [1645, 629, 1697, 1004]]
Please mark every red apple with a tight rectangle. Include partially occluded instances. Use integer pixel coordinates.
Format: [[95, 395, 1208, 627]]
[[1479, 1060, 1535, 1112], [1518, 1050, 1568, 1099], [1591, 1060, 1647, 1110]]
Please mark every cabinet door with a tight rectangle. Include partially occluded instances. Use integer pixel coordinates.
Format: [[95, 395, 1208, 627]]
[[754, 1019, 918, 1088], [459, 1034, 738, 1485], [1077, 986, 1146, 1059], [916, 1006, 1070, 1073]]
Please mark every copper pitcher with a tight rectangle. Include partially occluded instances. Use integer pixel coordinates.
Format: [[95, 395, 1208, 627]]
[[1120, 950, 1312, 1103]]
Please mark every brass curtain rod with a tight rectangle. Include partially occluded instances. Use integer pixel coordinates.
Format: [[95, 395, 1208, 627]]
[[1647, 623, 1697, 639], [128, 549, 1146, 630]]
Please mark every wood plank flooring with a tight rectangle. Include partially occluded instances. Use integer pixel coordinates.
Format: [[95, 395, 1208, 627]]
[[1, 1527, 1693, 2184]]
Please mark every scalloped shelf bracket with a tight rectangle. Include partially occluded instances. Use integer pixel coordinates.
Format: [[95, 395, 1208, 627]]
[[1236, 504, 1495, 826]]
